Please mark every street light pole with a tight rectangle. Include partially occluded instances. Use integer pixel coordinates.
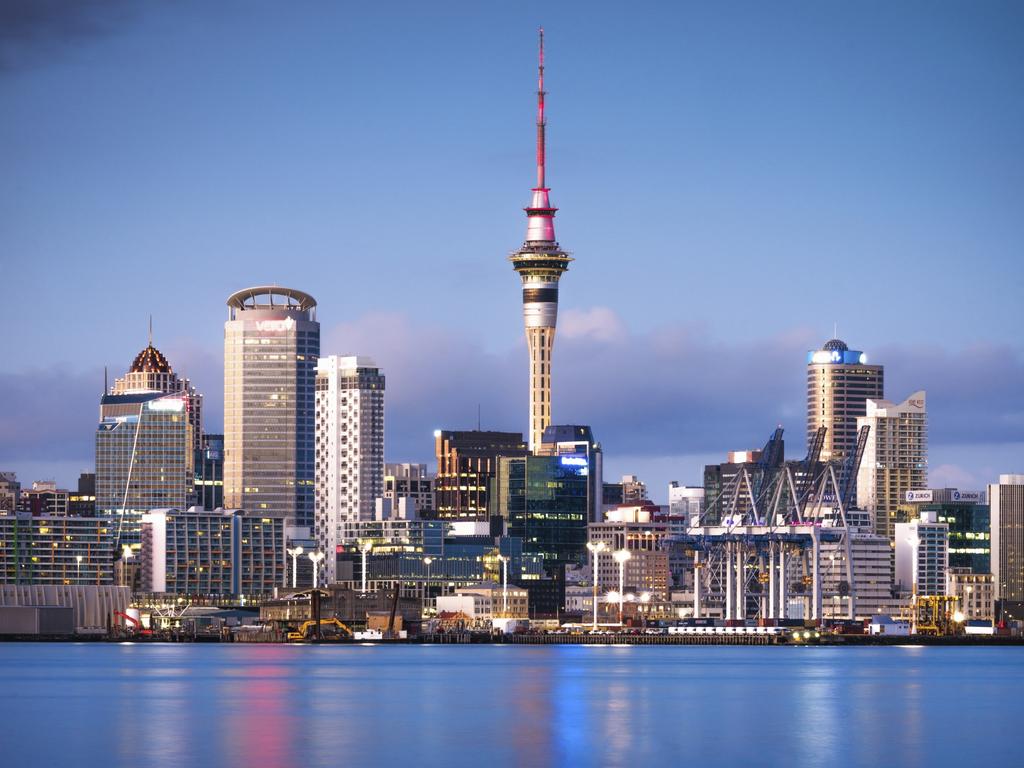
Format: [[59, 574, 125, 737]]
[[423, 556, 434, 608], [586, 541, 607, 630], [360, 541, 373, 595], [497, 555, 509, 616], [287, 545, 304, 589], [308, 551, 325, 589], [613, 549, 631, 625]]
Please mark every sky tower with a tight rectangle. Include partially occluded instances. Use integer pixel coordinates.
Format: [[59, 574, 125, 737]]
[[510, 28, 573, 453]]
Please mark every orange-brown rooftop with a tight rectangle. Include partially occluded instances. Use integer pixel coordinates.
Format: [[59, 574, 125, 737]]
[[130, 344, 172, 374]]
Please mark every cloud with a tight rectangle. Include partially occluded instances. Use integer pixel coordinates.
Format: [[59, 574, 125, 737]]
[[5, 309, 1022, 498], [560, 306, 627, 343], [0, 0, 146, 72]]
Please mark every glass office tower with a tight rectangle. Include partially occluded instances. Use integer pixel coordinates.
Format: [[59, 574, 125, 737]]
[[224, 287, 319, 530]]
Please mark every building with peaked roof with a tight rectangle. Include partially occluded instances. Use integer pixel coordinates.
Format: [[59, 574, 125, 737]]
[[112, 332, 203, 455]]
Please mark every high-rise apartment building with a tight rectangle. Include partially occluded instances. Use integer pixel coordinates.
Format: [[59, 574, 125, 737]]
[[433, 430, 529, 522], [856, 391, 928, 542], [509, 30, 572, 452], [314, 356, 385, 583], [224, 287, 319, 529], [96, 390, 193, 549], [895, 511, 949, 597], [990, 474, 1024, 612], [806, 338, 883, 462]]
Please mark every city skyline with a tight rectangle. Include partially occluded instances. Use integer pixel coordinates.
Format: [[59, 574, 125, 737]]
[[2, 2, 1022, 496]]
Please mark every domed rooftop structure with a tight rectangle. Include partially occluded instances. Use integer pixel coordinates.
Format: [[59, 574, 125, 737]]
[[129, 344, 172, 374], [822, 338, 848, 352]]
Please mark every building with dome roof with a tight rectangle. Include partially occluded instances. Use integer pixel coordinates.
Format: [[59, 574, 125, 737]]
[[806, 337, 884, 465], [110, 338, 202, 454], [96, 337, 205, 553]]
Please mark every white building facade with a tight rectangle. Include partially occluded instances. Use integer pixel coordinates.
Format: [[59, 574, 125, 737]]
[[895, 511, 948, 597], [857, 391, 928, 542], [314, 356, 385, 582]]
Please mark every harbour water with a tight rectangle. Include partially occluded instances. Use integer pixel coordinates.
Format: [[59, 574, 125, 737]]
[[1, 643, 1020, 767]]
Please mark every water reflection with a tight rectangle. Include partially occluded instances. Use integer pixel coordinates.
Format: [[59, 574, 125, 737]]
[[1, 644, 1022, 768]]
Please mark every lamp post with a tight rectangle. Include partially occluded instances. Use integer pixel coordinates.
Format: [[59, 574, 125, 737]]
[[288, 545, 304, 588], [423, 556, 434, 606], [497, 554, 509, 616], [308, 551, 325, 589], [287, 545, 304, 589], [613, 549, 631, 625], [586, 541, 607, 630], [76, 554, 83, 583], [360, 541, 373, 595]]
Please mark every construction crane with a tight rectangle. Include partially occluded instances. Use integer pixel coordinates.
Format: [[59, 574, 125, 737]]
[[838, 425, 870, 506]]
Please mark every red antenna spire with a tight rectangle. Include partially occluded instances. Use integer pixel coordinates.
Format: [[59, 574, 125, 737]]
[[536, 26, 546, 190]]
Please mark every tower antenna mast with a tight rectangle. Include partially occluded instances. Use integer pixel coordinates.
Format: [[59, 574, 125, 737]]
[[536, 27, 546, 191]]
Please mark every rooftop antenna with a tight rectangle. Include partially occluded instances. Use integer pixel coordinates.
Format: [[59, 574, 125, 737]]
[[536, 26, 546, 190], [148, 315, 153, 346], [104, 365, 108, 394], [833, 321, 838, 340]]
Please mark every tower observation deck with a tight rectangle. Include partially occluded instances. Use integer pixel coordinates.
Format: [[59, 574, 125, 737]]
[[510, 28, 573, 453]]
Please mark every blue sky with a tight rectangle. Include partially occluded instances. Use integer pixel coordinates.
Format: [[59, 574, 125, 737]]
[[1, 1, 1022, 500]]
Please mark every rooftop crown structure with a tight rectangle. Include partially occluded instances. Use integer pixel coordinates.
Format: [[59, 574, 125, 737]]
[[510, 28, 573, 453]]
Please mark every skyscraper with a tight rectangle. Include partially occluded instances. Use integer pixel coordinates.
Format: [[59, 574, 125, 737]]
[[510, 29, 572, 453], [112, 332, 203, 454], [224, 287, 319, 529], [314, 356, 385, 582], [856, 391, 928, 542], [806, 338, 883, 462], [433, 430, 529, 523], [96, 340, 199, 549], [96, 390, 192, 549], [990, 474, 1024, 616]]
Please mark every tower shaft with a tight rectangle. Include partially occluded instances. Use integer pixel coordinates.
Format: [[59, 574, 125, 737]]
[[510, 28, 572, 453]]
